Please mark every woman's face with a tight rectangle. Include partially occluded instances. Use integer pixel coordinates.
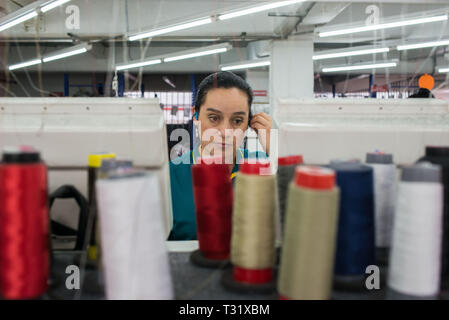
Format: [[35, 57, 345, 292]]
[[195, 87, 249, 162]]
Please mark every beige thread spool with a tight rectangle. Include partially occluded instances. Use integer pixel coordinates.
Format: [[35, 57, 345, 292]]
[[278, 166, 339, 300], [230, 161, 276, 285]]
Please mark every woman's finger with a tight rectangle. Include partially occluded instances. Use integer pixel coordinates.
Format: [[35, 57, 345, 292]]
[[252, 114, 271, 127], [253, 112, 272, 123], [251, 115, 269, 126]]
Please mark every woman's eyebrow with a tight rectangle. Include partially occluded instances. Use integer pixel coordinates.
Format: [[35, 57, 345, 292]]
[[232, 111, 246, 116], [206, 108, 222, 114]]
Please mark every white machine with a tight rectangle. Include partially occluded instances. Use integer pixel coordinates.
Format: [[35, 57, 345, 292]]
[[0, 98, 173, 237], [275, 98, 449, 165]]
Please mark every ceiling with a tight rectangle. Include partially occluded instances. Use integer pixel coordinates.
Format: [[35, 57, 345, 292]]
[[0, 0, 448, 75]]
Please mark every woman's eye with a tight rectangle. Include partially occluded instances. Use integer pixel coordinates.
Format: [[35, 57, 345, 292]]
[[208, 116, 218, 122], [233, 118, 243, 125]]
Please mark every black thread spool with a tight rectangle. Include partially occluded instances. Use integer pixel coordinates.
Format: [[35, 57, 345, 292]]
[[418, 146, 449, 298], [87, 153, 116, 268], [277, 155, 303, 236], [365, 152, 396, 267]]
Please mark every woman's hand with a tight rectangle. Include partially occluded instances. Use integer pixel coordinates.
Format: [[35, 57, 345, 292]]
[[249, 112, 272, 155]]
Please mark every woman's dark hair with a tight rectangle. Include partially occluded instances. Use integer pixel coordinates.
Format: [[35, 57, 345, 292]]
[[194, 71, 253, 115]]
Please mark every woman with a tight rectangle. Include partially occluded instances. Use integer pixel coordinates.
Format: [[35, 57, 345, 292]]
[[168, 71, 273, 240]]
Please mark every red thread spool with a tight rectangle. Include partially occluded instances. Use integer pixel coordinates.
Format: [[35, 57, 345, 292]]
[[278, 155, 303, 166], [294, 166, 335, 190], [191, 159, 233, 260], [233, 160, 273, 284], [0, 147, 49, 299], [239, 161, 271, 176]]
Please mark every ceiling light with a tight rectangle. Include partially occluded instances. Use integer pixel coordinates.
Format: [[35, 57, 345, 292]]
[[313, 47, 390, 60], [397, 39, 449, 51], [40, 0, 71, 13], [129, 18, 212, 41], [43, 43, 92, 63], [220, 59, 271, 71], [0, 11, 37, 32], [9, 59, 42, 71], [319, 14, 448, 38], [163, 43, 231, 62], [218, 0, 305, 21], [322, 62, 397, 73], [116, 59, 162, 71]]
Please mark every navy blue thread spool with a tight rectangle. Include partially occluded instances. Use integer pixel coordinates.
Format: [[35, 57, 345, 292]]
[[418, 146, 449, 297], [329, 162, 376, 291]]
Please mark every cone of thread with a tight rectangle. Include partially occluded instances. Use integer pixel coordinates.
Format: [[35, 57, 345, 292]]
[[278, 167, 339, 300], [231, 168, 276, 277]]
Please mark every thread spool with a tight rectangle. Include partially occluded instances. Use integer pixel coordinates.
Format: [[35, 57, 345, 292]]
[[87, 152, 116, 264], [96, 159, 133, 255], [278, 166, 339, 300], [366, 152, 397, 266], [96, 170, 173, 299], [329, 162, 376, 291], [221, 161, 277, 294], [190, 158, 233, 268], [98, 159, 133, 179], [84, 159, 134, 294], [387, 162, 443, 299], [418, 146, 449, 294], [330, 158, 360, 166], [0, 146, 49, 299], [277, 155, 303, 237]]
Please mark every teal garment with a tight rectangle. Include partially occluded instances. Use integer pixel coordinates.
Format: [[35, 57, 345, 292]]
[[168, 148, 267, 240]]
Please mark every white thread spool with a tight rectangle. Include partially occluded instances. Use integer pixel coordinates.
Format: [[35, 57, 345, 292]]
[[388, 162, 443, 298], [96, 171, 173, 300], [366, 153, 397, 248]]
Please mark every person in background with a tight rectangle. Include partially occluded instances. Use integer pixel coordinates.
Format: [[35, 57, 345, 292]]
[[168, 71, 272, 240]]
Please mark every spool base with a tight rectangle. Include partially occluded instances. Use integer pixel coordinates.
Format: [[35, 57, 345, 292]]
[[220, 268, 277, 295], [375, 247, 390, 266], [333, 268, 387, 292], [333, 275, 367, 292], [439, 290, 449, 300], [386, 287, 438, 300], [82, 271, 105, 295], [190, 250, 231, 269]]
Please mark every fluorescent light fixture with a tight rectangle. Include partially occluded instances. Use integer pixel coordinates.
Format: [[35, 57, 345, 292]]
[[163, 43, 231, 62], [9, 59, 42, 71], [438, 67, 449, 73], [0, 11, 37, 32], [319, 14, 448, 37], [219, 0, 305, 20], [322, 62, 397, 73], [40, 0, 71, 13], [116, 59, 162, 71], [129, 17, 212, 41], [397, 39, 449, 51], [313, 47, 390, 60], [43, 43, 92, 63], [165, 47, 228, 62], [220, 59, 271, 71]]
